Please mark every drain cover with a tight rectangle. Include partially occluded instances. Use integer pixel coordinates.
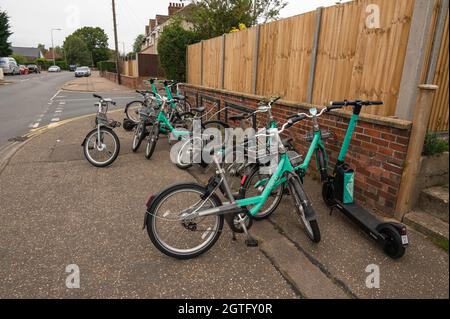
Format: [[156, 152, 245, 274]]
[[8, 136, 28, 142]]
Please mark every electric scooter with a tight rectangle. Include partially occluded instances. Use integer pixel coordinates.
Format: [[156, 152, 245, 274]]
[[322, 100, 409, 259]]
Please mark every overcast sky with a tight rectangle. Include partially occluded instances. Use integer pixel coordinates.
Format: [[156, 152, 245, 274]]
[[0, 0, 349, 53]]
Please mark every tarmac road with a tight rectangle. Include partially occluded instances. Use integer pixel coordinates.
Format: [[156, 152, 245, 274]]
[[0, 71, 139, 149]]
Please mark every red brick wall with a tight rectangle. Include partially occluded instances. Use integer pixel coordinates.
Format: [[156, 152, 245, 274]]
[[181, 84, 412, 217]]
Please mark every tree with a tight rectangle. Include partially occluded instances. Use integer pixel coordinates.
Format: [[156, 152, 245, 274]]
[[72, 27, 110, 65], [63, 35, 91, 66], [11, 54, 26, 65], [0, 8, 12, 56], [187, 0, 287, 39], [37, 43, 48, 55], [133, 34, 145, 53], [158, 19, 200, 82]]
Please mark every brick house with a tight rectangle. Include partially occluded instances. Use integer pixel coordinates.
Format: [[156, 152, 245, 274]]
[[141, 2, 193, 55]]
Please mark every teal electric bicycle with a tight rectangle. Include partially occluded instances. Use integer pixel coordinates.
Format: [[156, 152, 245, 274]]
[[240, 100, 408, 258], [124, 79, 191, 124], [144, 113, 320, 259]]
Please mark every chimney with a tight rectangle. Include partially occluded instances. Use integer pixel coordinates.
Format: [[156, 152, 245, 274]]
[[168, 2, 184, 16]]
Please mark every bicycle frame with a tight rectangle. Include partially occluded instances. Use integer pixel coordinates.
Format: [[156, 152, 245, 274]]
[[155, 111, 189, 139]]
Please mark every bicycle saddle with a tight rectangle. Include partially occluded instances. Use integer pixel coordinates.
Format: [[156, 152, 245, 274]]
[[191, 107, 206, 113], [173, 95, 185, 101]]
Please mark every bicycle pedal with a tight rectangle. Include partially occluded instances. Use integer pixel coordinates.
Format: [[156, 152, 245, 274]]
[[245, 238, 258, 247]]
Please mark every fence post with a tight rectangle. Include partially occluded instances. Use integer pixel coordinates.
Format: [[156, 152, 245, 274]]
[[185, 46, 189, 83], [395, 0, 435, 120], [395, 84, 439, 220], [306, 7, 323, 104], [426, 0, 449, 83], [221, 34, 226, 89], [251, 25, 261, 95], [200, 40, 204, 86]]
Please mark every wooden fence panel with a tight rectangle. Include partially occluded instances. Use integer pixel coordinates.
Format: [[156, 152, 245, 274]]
[[187, 42, 202, 85], [312, 0, 415, 116], [202, 36, 222, 89], [223, 28, 256, 94], [428, 11, 449, 132], [257, 11, 315, 102]]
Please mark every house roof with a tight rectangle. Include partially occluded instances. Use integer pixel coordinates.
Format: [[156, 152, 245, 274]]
[[11, 47, 43, 58], [44, 48, 63, 60], [155, 15, 169, 26]]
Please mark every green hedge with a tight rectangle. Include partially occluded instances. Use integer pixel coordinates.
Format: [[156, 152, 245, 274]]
[[97, 61, 116, 72]]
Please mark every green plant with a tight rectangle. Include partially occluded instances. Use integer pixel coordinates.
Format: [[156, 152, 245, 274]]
[[72, 27, 110, 65], [158, 19, 200, 82], [55, 60, 68, 70], [63, 34, 91, 66], [187, 0, 287, 39], [11, 53, 26, 65], [133, 34, 145, 53], [97, 61, 116, 73], [422, 133, 449, 156], [0, 8, 12, 56]]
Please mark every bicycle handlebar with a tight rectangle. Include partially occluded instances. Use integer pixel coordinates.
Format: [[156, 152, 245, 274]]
[[329, 99, 383, 108]]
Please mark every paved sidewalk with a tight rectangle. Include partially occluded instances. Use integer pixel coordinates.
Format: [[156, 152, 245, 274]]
[[0, 112, 299, 299], [0, 111, 448, 298], [61, 71, 131, 92]]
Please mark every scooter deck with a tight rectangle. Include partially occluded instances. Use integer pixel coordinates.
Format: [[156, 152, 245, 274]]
[[335, 201, 382, 237]]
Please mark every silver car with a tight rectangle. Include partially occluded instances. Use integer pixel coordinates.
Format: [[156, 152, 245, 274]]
[[0, 57, 20, 75], [75, 66, 91, 77]]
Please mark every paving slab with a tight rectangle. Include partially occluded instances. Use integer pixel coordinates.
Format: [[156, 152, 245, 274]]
[[0, 113, 298, 299]]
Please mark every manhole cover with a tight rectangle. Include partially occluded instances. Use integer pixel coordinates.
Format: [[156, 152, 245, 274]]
[[8, 136, 28, 142]]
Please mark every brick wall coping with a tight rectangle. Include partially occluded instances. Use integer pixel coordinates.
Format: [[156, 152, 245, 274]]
[[183, 84, 412, 131]]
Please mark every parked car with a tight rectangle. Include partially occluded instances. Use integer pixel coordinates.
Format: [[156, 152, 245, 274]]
[[48, 65, 61, 73], [75, 66, 91, 77], [27, 64, 41, 74], [19, 65, 29, 75], [69, 64, 77, 71], [0, 57, 20, 75]]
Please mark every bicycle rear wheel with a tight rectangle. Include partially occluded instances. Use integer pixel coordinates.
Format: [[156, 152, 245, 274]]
[[146, 183, 224, 259], [241, 165, 284, 220], [125, 101, 144, 123]]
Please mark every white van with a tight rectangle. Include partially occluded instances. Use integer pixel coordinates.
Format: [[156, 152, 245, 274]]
[[0, 57, 20, 75]]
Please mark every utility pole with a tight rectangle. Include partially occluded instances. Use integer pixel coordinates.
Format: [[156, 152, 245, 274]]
[[112, 0, 121, 84]]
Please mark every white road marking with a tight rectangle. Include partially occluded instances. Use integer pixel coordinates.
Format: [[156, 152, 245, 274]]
[[32, 123, 40, 128], [59, 101, 66, 105], [51, 118, 60, 122], [55, 110, 63, 113], [50, 90, 61, 101]]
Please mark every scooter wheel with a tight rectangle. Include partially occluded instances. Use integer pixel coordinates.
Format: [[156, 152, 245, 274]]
[[322, 182, 335, 207], [378, 224, 406, 259]]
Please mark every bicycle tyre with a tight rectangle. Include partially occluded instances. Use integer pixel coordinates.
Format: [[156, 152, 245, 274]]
[[83, 127, 120, 168], [146, 183, 224, 259], [287, 174, 321, 243]]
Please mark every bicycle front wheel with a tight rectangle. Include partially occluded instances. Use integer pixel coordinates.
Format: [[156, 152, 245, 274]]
[[83, 127, 120, 167], [146, 183, 224, 259], [145, 122, 159, 160], [132, 122, 146, 152], [288, 175, 321, 243]]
